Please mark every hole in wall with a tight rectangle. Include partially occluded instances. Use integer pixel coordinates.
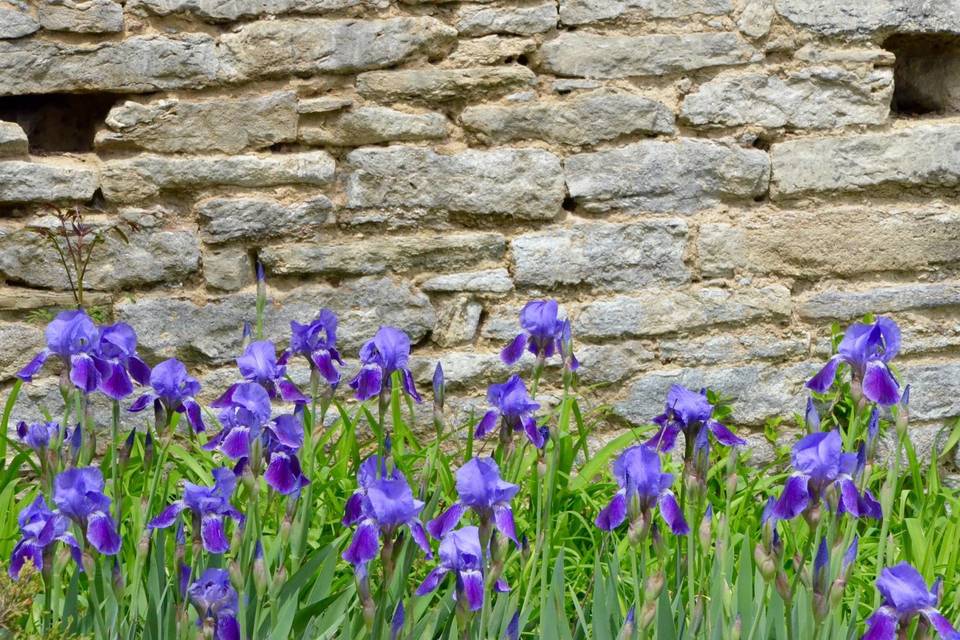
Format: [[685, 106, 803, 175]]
[[883, 33, 960, 116], [561, 195, 576, 212], [0, 93, 119, 153]]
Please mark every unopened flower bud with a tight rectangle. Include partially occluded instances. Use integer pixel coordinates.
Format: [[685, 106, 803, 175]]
[[645, 572, 665, 600], [755, 544, 776, 582], [272, 565, 287, 592], [775, 570, 792, 602], [691, 597, 705, 634], [726, 472, 738, 497], [699, 507, 713, 548], [640, 602, 657, 630], [627, 512, 651, 547], [82, 552, 95, 577], [814, 594, 829, 622], [731, 615, 742, 640], [829, 579, 846, 610], [804, 503, 822, 530], [138, 533, 151, 558], [229, 560, 243, 591]]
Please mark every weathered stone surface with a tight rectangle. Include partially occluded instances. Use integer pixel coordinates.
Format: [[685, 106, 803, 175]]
[[560, 0, 729, 25], [0, 321, 41, 381], [357, 66, 536, 103], [900, 362, 960, 422], [774, 0, 960, 37], [576, 341, 655, 385], [794, 44, 894, 65], [455, 2, 556, 36], [411, 351, 509, 389], [539, 32, 756, 78], [117, 277, 436, 362], [197, 196, 335, 244], [128, 0, 388, 21], [799, 283, 960, 320], [565, 139, 769, 213], [771, 123, 960, 198], [0, 287, 111, 311], [461, 90, 674, 145], [0, 227, 200, 290], [221, 17, 456, 78], [96, 91, 298, 153], [447, 36, 537, 66], [346, 146, 564, 219], [0, 121, 27, 156], [260, 232, 506, 275], [614, 361, 813, 426], [681, 67, 893, 129], [0, 159, 98, 203], [0, 35, 230, 95], [101, 151, 335, 202], [433, 296, 483, 347], [576, 285, 791, 339], [298, 96, 353, 113], [37, 0, 123, 33], [203, 246, 253, 291], [659, 330, 810, 367], [0, 2, 39, 38], [737, 0, 774, 38], [300, 106, 449, 146], [421, 268, 513, 293], [512, 220, 689, 291], [699, 208, 960, 278]]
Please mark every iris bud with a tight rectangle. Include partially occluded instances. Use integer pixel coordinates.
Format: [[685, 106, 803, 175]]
[[272, 565, 287, 592], [775, 570, 792, 602], [731, 615, 741, 640], [699, 512, 712, 548], [640, 602, 656, 630], [645, 572, 665, 600], [828, 579, 845, 610], [755, 543, 775, 582], [228, 560, 243, 591], [138, 533, 150, 558]]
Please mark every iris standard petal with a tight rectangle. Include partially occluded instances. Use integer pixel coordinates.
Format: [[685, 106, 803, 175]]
[[427, 502, 467, 540], [500, 334, 527, 365], [595, 492, 627, 531], [863, 361, 901, 406], [86, 512, 121, 555], [658, 491, 689, 535], [806, 356, 840, 393], [772, 474, 810, 521]]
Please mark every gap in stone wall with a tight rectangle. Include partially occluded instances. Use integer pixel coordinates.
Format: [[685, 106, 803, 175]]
[[884, 33, 960, 116], [0, 93, 119, 153]]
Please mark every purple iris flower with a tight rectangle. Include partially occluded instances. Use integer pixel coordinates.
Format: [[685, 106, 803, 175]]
[[595, 445, 689, 536], [501, 300, 576, 368], [342, 456, 399, 526], [129, 359, 205, 432], [205, 383, 309, 495], [9, 495, 82, 580], [287, 309, 344, 387], [341, 462, 432, 571], [863, 562, 959, 640], [771, 430, 881, 522], [475, 375, 544, 448], [808, 317, 901, 406], [187, 568, 241, 640], [427, 457, 519, 544], [148, 468, 245, 554], [17, 309, 100, 392], [216, 340, 307, 406], [349, 326, 421, 403], [17, 421, 60, 451], [645, 385, 745, 454], [93, 322, 151, 400], [53, 467, 121, 555], [416, 526, 508, 612]]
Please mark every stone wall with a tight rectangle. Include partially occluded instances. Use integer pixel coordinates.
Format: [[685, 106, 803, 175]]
[[2, 0, 960, 457]]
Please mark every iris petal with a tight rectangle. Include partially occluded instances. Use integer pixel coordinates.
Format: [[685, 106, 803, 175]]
[[658, 491, 689, 535], [86, 512, 121, 555], [806, 356, 840, 394], [426, 502, 466, 540], [772, 475, 810, 521], [863, 361, 901, 406], [461, 569, 485, 611], [500, 334, 527, 365], [493, 504, 519, 544], [201, 514, 229, 554], [595, 492, 627, 531], [415, 567, 448, 596]]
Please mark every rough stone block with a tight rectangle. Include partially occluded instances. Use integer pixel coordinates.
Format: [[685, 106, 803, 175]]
[[539, 32, 756, 78], [0, 321, 42, 381], [432, 296, 483, 347], [0, 2, 39, 38], [560, 0, 730, 25], [446, 36, 537, 66], [346, 146, 564, 219], [0, 227, 200, 290], [357, 66, 536, 103], [0, 121, 28, 156], [36, 0, 123, 33], [128, 0, 388, 21], [772, 123, 960, 198], [512, 220, 689, 291], [203, 246, 254, 291], [699, 207, 960, 278], [461, 89, 675, 145], [421, 268, 513, 293], [681, 67, 893, 129], [0, 34, 230, 95], [565, 139, 769, 212], [197, 196, 335, 244], [299, 106, 449, 146], [117, 277, 436, 362], [799, 283, 960, 320], [775, 0, 960, 37], [260, 232, 506, 276], [455, 2, 557, 36], [0, 159, 98, 203], [97, 91, 298, 153], [101, 151, 335, 202], [221, 17, 456, 78], [575, 285, 791, 339]]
